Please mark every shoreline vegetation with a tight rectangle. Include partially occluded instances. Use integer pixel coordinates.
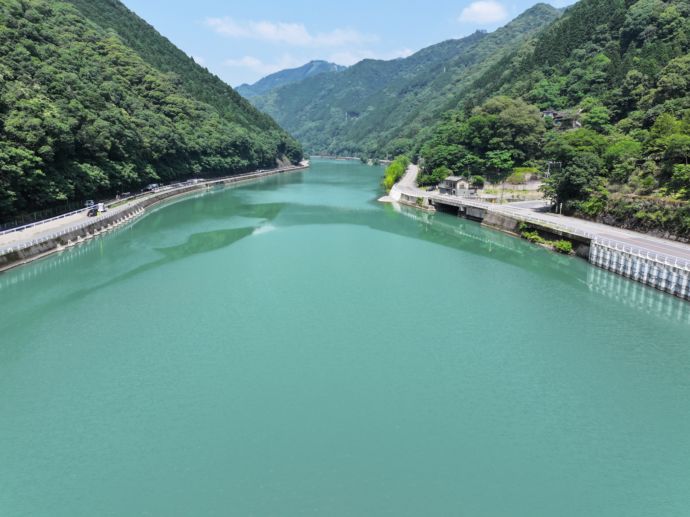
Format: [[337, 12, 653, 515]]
[[382, 156, 411, 192]]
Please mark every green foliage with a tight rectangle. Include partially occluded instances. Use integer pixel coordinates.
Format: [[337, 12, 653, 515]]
[[382, 155, 410, 191], [553, 240, 574, 254], [506, 171, 527, 184], [543, 153, 604, 204], [419, 0, 690, 236], [521, 230, 546, 244], [418, 166, 451, 187], [576, 194, 690, 237], [578, 186, 610, 217], [420, 96, 543, 180], [246, 4, 563, 156], [521, 227, 574, 255], [0, 0, 302, 218], [672, 164, 690, 198], [471, 175, 486, 188]]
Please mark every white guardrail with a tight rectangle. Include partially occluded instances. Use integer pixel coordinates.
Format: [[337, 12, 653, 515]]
[[593, 238, 690, 272], [0, 207, 89, 237], [430, 193, 690, 272], [0, 208, 131, 256], [0, 165, 306, 257]]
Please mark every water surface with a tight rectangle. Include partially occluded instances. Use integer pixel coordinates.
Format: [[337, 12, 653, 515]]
[[1, 160, 690, 516]]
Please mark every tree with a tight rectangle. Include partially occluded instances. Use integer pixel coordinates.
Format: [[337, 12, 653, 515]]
[[485, 150, 514, 178], [543, 152, 604, 204]]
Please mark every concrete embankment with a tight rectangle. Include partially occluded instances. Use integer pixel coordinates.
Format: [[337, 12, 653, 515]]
[[430, 195, 690, 301], [0, 164, 309, 273], [381, 164, 690, 302]]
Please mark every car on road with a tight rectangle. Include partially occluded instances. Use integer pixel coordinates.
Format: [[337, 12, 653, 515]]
[[84, 200, 95, 208], [86, 203, 107, 217]]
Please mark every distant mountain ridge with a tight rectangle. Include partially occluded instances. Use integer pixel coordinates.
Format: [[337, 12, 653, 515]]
[[237, 61, 347, 99], [243, 3, 562, 156]]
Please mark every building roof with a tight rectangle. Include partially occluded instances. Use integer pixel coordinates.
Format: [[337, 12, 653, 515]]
[[445, 176, 465, 182]]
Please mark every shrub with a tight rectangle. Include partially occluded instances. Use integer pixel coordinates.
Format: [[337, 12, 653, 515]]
[[471, 175, 486, 188], [521, 230, 546, 244], [554, 240, 574, 254], [382, 155, 410, 191]]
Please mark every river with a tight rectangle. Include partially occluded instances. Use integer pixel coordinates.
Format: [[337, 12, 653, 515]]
[[1, 159, 689, 516]]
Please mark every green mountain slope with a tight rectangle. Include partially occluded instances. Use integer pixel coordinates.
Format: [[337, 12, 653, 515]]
[[237, 61, 347, 99], [422, 0, 690, 238], [0, 0, 301, 218], [64, 0, 280, 133], [248, 3, 562, 157]]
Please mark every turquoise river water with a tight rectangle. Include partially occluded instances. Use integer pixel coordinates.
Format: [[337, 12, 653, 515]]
[[1, 160, 690, 516]]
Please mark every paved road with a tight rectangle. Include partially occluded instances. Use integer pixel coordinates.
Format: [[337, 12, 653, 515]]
[[394, 165, 690, 264], [0, 197, 149, 254], [0, 164, 310, 257]]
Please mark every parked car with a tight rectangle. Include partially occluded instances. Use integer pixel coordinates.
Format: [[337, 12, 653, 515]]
[[84, 200, 95, 208], [144, 183, 160, 192]]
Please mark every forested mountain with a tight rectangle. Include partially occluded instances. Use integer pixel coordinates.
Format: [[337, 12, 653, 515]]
[[0, 0, 302, 219], [237, 61, 346, 99], [247, 4, 562, 157], [422, 0, 690, 238]]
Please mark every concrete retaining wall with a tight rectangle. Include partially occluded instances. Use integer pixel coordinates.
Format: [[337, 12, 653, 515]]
[[590, 241, 690, 301], [0, 165, 308, 272], [481, 211, 520, 234]]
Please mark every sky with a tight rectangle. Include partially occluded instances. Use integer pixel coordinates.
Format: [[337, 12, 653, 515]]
[[121, 0, 577, 87]]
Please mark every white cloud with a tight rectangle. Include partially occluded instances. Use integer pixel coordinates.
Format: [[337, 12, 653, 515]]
[[328, 48, 414, 66], [206, 17, 375, 47], [458, 1, 509, 24], [224, 55, 303, 77]]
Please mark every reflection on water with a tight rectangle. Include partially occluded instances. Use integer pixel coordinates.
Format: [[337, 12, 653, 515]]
[[587, 266, 690, 324]]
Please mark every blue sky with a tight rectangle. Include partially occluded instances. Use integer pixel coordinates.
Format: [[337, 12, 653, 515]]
[[121, 0, 577, 86]]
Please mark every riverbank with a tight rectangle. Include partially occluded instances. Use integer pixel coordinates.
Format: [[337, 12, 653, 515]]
[[381, 164, 690, 301], [0, 163, 309, 273]]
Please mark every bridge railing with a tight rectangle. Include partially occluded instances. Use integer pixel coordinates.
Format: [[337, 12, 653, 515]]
[[0, 207, 90, 237], [592, 238, 690, 272], [430, 193, 597, 240], [0, 209, 129, 256], [430, 193, 690, 271]]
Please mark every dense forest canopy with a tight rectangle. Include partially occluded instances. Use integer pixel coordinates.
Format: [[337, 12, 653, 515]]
[[422, 0, 690, 238], [0, 0, 302, 219]]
